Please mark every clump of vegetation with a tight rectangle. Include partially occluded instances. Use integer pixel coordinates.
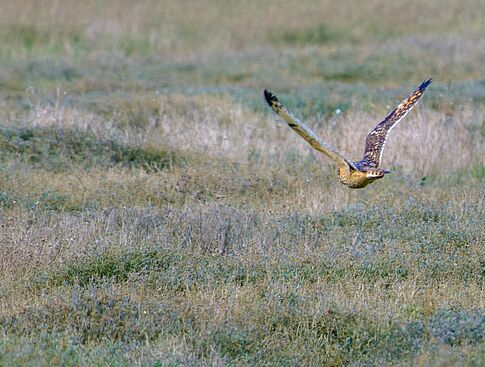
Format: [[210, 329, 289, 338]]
[[269, 23, 341, 45], [0, 125, 184, 171]]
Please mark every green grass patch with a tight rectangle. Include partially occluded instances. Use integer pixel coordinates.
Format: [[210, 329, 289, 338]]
[[11, 287, 481, 365], [0, 125, 185, 172], [0, 24, 85, 58], [47, 249, 267, 290], [269, 23, 341, 46]]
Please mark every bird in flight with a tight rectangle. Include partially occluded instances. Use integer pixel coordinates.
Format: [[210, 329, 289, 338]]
[[264, 79, 432, 188]]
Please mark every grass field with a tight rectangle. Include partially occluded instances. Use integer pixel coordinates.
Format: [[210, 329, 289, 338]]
[[0, 1, 484, 366]]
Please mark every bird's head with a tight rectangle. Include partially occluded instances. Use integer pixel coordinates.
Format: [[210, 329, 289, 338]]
[[365, 169, 390, 179]]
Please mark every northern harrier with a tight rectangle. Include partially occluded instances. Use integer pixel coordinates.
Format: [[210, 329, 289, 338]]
[[264, 79, 432, 188]]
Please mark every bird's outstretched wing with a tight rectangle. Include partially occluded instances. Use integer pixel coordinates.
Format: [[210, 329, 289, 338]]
[[264, 90, 356, 170], [360, 78, 432, 168]]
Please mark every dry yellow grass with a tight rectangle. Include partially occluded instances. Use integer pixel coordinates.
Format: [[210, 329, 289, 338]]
[[0, 0, 483, 58]]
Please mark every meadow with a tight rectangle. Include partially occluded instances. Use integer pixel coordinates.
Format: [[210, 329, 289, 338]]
[[0, 0, 484, 365]]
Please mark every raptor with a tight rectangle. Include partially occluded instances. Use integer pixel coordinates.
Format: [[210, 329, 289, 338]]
[[264, 79, 432, 188]]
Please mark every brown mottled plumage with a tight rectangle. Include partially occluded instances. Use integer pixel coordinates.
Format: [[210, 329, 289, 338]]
[[264, 79, 432, 189]]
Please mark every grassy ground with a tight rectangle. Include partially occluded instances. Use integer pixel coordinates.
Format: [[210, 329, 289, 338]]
[[0, 1, 484, 366]]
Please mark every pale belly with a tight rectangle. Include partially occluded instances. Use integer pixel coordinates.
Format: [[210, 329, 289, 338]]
[[338, 169, 377, 189]]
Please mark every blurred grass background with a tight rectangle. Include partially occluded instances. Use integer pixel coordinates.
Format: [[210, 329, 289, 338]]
[[0, 0, 484, 366]]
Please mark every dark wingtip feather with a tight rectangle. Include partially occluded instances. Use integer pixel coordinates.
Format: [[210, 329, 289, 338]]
[[419, 78, 432, 91], [264, 89, 278, 106]]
